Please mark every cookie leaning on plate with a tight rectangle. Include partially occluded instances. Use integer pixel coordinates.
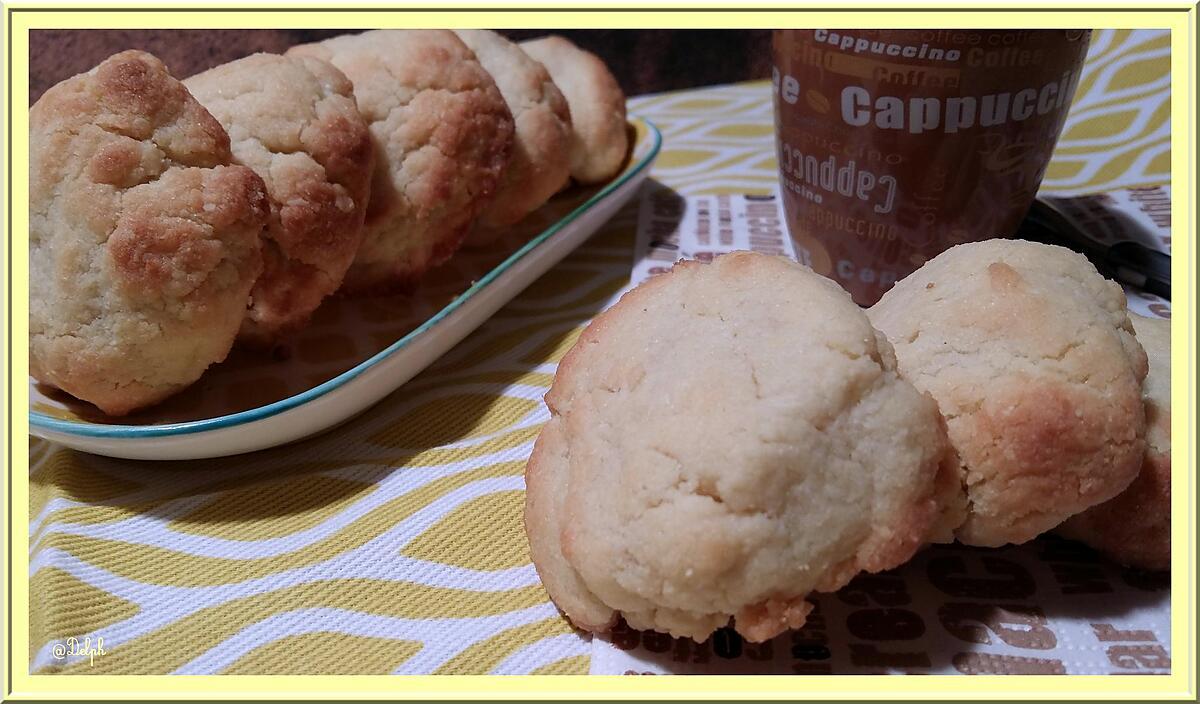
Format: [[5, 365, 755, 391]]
[[869, 240, 1148, 547], [288, 30, 514, 293], [453, 30, 572, 240], [520, 36, 629, 185], [1057, 313, 1171, 570], [526, 251, 954, 643], [29, 50, 268, 416], [185, 53, 374, 345]]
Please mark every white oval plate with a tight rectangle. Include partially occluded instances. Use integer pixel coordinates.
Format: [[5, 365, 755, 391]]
[[29, 117, 661, 460]]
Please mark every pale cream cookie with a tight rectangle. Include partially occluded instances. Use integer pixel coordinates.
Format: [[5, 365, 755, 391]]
[[526, 251, 951, 642], [520, 36, 628, 185]]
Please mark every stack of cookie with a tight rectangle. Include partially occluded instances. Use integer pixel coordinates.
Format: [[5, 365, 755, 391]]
[[526, 241, 1171, 644], [29, 30, 629, 415]]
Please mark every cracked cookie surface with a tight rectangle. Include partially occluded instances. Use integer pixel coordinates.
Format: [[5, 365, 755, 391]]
[[29, 50, 268, 416], [288, 30, 514, 292], [525, 251, 950, 642], [1058, 313, 1170, 569], [453, 30, 571, 239], [869, 240, 1148, 547], [185, 52, 373, 345]]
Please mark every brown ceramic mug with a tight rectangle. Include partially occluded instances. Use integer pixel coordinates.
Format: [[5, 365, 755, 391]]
[[772, 29, 1091, 305]]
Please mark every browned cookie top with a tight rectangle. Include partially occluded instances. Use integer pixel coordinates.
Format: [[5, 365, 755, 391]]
[[289, 30, 514, 292], [186, 52, 374, 344], [870, 239, 1149, 547], [30, 50, 268, 415]]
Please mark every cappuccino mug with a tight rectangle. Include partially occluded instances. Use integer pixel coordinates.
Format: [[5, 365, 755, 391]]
[[772, 29, 1092, 304]]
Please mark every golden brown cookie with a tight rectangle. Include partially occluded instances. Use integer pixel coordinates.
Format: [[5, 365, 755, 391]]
[[1058, 314, 1170, 569], [288, 30, 514, 292], [869, 240, 1148, 547], [520, 36, 628, 185], [453, 30, 571, 241], [185, 53, 374, 345], [29, 50, 268, 416], [526, 251, 951, 642]]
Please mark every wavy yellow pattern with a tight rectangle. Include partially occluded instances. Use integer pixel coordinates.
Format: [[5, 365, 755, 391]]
[[433, 618, 571, 674], [402, 490, 530, 571], [531, 655, 591, 675], [223, 634, 423, 675], [35, 461, 526, 588], [28, 568, 139, 665], [30, 451, 141, 519], [40, 580, 549, 674], [168, 475, 378, 541], [377, 426, 543, 468], [367, 395, 539, 449]]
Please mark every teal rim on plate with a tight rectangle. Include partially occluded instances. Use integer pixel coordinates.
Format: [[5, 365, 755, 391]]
[[30, 117, 662, 439]]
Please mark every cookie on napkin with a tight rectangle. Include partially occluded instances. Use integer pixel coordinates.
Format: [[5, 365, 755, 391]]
[[869, 240, 1148, 547], [526, 251, 953, 643], [1058, 313, 1171, 570]]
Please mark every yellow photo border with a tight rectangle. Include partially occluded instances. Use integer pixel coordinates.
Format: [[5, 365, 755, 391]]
[[3, 2, 1195, 700]]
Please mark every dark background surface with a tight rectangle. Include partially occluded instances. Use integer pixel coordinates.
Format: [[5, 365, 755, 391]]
[[29, 29, 773, 105]]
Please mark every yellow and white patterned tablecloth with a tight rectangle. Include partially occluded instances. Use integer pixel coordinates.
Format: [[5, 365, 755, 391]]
[[28, 28, 1170, 675]]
